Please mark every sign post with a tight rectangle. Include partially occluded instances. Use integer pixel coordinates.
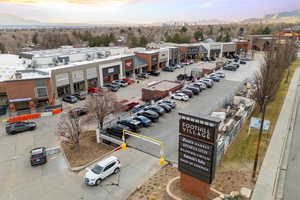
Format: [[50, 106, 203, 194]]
[[178, 113, 220, 199]]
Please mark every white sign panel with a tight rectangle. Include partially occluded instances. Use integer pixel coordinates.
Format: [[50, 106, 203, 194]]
[[72, 70, 84, 82], [55, 73, 69, 87], [86, 68, 97, 79]]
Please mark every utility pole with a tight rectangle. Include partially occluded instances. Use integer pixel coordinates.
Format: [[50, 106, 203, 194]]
[[252, 96, 268, 180]]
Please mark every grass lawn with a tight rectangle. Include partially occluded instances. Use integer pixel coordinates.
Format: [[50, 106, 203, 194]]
[[221, 59, 300, 167]]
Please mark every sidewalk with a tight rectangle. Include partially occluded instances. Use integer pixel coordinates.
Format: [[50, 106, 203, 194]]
[[251, 68, 300, 200]]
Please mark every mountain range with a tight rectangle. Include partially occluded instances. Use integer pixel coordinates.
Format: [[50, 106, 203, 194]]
[[242, 10, 300, 24], [0, 10, 300, 26]]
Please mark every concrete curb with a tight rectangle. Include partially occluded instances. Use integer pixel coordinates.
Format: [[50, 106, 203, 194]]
[[251, 68, 300, 200], [166, 176, 182, 200]]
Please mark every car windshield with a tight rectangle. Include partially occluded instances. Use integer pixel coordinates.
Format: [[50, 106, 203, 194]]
[[91, 165, 104, 174]]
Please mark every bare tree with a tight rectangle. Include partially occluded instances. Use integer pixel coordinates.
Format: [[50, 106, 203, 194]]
[[58, 113, 83, 151], [85, 90, 123, 132], [251, 36, 297, 180]]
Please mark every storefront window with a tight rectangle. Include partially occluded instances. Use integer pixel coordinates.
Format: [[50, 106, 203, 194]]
[[35, 87, 48, 98]]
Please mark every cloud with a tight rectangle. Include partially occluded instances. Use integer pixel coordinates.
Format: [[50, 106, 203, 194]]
[[0, 0, 136, 4]]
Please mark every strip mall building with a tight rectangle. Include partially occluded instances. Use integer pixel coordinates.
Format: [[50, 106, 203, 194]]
[[0, 40, 248, 112]]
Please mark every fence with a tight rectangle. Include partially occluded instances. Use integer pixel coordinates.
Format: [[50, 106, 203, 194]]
[[216, 107, 253, 164], [8, 104, 63, 117]]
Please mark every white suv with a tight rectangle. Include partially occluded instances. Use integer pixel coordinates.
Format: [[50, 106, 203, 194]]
[[170, 93, 189, 101], [84, 156, 121, 186]]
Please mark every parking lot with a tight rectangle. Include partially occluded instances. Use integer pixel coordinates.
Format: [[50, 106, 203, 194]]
[[0, 55, 263, 200]]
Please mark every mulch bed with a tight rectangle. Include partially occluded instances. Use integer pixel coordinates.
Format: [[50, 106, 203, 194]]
[[61, 130, 114, 168]]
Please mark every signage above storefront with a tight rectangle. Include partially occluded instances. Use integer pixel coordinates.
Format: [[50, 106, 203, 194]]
[[178, 113, 220, 184]]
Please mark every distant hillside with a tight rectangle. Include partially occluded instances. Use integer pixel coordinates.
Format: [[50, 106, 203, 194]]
[[242, 10, 300, 24], [0, 13, 41, 25]]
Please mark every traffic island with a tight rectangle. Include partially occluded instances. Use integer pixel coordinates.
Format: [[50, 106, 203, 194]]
[[61, 130, 114, 169]]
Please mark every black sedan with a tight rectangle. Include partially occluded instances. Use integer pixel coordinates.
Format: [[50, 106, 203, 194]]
[[177, 89, 193, 98], [137, 110, 159, 122], [223, 65, 237, 71], [149, 70, 160, 76], [6, 121, 37, 135], [144, 105, 165, 116], [185, 86, 200, 95], [63, 95, 78, 103], [69, 107, 88, 117], [30, 147, 47, 166], [117, 118, 143, 131], [157, 103, 172, 113], [73, 92, 86, 100], [162, 66, 174, 72], [106, 124, 131, 139]]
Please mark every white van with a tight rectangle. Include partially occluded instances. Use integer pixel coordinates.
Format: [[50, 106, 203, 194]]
[[84, 156, 121, 186]]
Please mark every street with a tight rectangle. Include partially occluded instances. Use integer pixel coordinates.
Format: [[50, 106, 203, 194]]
[[284, 85, 300, 200]]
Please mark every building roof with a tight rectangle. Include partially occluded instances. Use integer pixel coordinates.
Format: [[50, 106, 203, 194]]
[[145, 80, 181, 91], [0, 54, 28, 82], [8, 69, 50, 81]]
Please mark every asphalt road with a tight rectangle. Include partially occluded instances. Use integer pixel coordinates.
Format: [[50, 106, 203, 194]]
[[284, 86, 300, 200]]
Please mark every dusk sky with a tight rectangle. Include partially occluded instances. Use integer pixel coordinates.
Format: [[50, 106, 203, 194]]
[[0, 0, 299, 23]]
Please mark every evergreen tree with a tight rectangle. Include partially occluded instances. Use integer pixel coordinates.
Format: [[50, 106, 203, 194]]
[[0, 43, 5, 53], [32, 32, 39, 44], [139, 35, 148, 47], [180, 26, 188, 33]]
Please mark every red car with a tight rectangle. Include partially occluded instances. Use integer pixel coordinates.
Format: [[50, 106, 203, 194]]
[[122, 78, 135, 85], [88, 87, 97, 93], [125, 102, 139, 111]]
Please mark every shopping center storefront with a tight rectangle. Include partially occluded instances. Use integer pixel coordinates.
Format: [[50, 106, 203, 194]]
[[72, 70, 85, 93], [55, 73, 71, 97], [123, 58, 135, 78], [102, 64, 121, 84], [86, 67, 98, 89]]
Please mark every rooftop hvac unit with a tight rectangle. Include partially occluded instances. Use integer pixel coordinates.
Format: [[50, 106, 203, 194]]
[[15, 72, 22, 80]]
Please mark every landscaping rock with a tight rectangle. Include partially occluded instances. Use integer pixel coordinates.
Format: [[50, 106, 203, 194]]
[[230, 191, 240, 197], [213, 197, 223, 200], [240, 187, 252, 198]]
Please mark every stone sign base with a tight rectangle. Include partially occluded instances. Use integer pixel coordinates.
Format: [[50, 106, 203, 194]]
[[181, 173, 210, 200]]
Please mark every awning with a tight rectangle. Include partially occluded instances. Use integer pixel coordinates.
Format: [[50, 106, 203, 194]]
[[9, 98, 32, 103]]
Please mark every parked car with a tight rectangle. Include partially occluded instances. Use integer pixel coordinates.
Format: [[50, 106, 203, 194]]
[[239, 60, 247, 64], [198, 79, 213, 88], [63, 95, 78, 103], [210, 57, 216, 61], [112, 80, 128, 87], [162, 66, 174, 72], [124, 102, 140, 111], [223, 65, 237, 71], [208, 75, 220, 82], [6, 121, 37, 134], [201, 57, 210, 62], [144, 105, 165, 116], [177, 89, 193, 98], [69, 107, 88, 117], [84, 156, 121, 186], [131, 104, 146, 113], [149, 70, 160, 76], [117, 118, 143, 131], [177, 74, 193, 81], [103, 83, 120, 92], [157, 99, 176, 109], [137, 110, 160, 122], [202, 78, 214, 86], [106, 124, 131, 139], [122, 78, 135, 85], [170, 93, 189, 101], [232, 62, 240, 68], [213, 72, 225, 78], [156, 103, 172, 113], [30, 147, 47, 166], [133, 116, 152, 127], [73, 92, 86, 100], [137, 73, 149, 79], [191, 82, 207, 90], [185, 86, 200, 95], [174, 64, 182, 69]]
